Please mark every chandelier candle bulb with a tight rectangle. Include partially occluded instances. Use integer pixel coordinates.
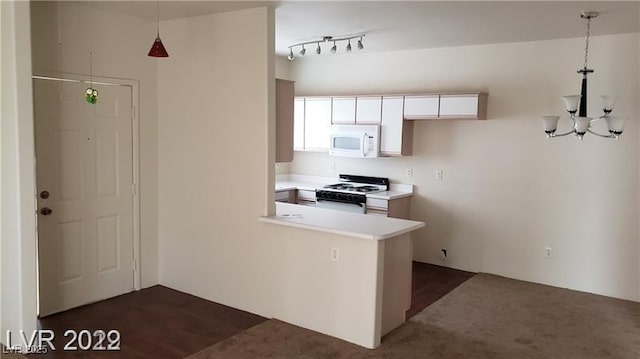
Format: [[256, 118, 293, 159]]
[[562, 95, 581, 114], [541, 116, 560, 136], [605, 116, 625, 136], [574, 117, 592, 138], [601, 95, 618, 113]]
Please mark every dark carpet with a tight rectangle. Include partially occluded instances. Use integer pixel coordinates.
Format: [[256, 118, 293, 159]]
[[187, 274, 640, 359]]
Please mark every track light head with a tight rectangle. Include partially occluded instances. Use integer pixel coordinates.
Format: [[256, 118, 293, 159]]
[[330, 41, 337, 54], [346, 39, 352, 53], [287, 48, 294, 61], [316, 43, 321, 55], [299, 45, 306, 56], [357, 37, 364, 50]]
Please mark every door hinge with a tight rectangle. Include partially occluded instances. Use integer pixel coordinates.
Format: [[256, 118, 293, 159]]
[[133, 259, 138, 272], [131, 183, 136, 197]]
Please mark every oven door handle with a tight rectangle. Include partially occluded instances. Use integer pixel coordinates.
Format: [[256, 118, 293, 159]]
[[316, 198, 365, 207]]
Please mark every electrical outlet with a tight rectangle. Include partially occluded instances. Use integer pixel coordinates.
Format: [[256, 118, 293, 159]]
[[435, 170, 444, 180], [405, 168, 413, 177], [331, 247, 339, 262], [545, 247, 552, 258], [440, 249, 447, 260]]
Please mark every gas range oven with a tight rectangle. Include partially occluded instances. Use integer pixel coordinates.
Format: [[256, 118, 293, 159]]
[[315, 174, 389, 214]]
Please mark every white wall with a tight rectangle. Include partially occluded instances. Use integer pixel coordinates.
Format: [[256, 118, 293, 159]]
[[1, 0, 38, 342], [30, 1, 160, 287], [157, 7, 277, 316], [290, 33, 640, 301], [276, 55, 292, 80]]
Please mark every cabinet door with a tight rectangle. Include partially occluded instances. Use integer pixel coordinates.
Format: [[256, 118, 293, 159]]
[[403, 95, 439, 119], [275, 79, 294, 163], [356, 96, 382, 124], [381, 96, 412, 156], [304, 97, 332, 151], [439, 94, 481, 119], [332, 97, 356, 124], [293, 98, 305, 151]]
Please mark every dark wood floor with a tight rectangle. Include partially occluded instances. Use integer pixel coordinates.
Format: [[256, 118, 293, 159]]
[[29, 286, 266, 359], [407, 261, 475, 318], [25, 262, 474, 358]]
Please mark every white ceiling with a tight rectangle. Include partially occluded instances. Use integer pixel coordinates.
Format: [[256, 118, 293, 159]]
[[91, 1, 640, 57]]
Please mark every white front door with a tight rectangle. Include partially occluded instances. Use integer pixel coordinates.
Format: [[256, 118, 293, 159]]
[[34, 78, 135, 316]]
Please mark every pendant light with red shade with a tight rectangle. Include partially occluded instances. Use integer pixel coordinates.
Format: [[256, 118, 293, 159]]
[[148, 1, 169, 57]]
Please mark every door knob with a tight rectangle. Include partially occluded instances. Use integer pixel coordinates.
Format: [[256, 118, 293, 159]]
[[39, 207, 53, 216]]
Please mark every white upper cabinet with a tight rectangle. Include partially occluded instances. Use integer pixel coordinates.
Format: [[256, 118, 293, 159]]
[[355, 96, 382, 124], [304, 97, 332, 151], [381, 96, 412, 156], [403, 95, 440, 119], [293, 98, 305, 151], [439, 94, 487, 120], [331, 97, 356, 124]]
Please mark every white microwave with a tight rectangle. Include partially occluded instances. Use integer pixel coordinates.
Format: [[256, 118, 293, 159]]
[[329, 124, 380, 158]]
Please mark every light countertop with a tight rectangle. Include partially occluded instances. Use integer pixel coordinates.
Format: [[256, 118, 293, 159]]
[[259, 202, 425, 241], [275, 174, 413, 200]]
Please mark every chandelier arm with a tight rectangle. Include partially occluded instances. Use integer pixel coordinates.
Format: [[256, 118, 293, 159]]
[[550, 130, 575, 138], [586, 128, 615, 138]]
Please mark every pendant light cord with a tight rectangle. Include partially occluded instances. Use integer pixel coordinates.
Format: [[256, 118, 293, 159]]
[[156, 0, 160, 37], [583, 17, 591, 70], [88, 0, 94, 87]]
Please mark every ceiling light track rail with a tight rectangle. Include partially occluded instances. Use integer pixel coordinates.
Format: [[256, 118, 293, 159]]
[[287, 34, 365, 60]]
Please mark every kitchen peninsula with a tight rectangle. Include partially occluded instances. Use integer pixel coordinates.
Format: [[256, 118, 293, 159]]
[[259, 202, 425, 349]]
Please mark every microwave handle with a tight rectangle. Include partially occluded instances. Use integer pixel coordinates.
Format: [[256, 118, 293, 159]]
[[361, 133, 368, 157]]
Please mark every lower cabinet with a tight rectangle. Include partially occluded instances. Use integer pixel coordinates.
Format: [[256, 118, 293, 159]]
[[366, 197, 411, 219], [296, 189, 316, 206]]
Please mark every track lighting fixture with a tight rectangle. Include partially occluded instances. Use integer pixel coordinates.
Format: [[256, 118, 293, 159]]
[[287, 34, 365, 61]]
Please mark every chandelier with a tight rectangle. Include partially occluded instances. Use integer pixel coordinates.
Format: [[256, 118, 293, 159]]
[[287, 34, 365, 61], [541, 12, 624, 140]]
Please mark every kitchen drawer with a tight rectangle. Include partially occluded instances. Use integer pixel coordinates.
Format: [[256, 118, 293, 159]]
[[366, 207, 388, 216], [366, 198, 388, 210]]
